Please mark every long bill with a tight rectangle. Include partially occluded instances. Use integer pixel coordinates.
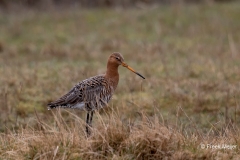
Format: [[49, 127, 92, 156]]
[[122, 62, 145, 79]]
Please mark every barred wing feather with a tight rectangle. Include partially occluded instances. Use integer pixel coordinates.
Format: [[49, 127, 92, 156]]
[[48, 75, 114, 111]]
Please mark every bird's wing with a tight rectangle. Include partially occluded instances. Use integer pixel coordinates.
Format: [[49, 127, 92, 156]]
[[80, 75, 114, 110], [48, 75, 113, 110]]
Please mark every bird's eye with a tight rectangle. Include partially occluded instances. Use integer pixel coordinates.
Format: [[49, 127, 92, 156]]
[[115, 57, 120, 61]]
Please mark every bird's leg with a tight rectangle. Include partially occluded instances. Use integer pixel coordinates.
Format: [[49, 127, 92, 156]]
[[86, 111, 94, 137], [89, 111, 94, 127], [86, 111, 90, 136]]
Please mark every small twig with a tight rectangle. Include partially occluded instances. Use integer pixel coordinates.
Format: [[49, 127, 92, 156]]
[[34, 107, 44, 131], [179, 105, 203, 140], [233, 95, 239, 125]]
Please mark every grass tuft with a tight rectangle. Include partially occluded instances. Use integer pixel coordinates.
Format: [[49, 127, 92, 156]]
[[0, 3, 240, 158]]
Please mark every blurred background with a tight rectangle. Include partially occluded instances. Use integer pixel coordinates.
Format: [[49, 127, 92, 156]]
[[0, 0, 236, 8], [0, 0, 240, 133], [0, 0, 240, 159]]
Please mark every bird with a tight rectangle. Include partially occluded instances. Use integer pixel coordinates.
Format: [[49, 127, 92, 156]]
[[47, 52, 145, 136]]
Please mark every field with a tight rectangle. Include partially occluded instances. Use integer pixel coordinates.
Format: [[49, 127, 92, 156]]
[[0, 2, 240, 159]]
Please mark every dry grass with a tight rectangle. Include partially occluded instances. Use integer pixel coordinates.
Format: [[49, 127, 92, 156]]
[[0, 2, 240, 159], [1, 109, 239, 159]]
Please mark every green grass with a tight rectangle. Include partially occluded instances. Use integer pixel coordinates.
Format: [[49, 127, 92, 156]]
[[0, 3, 240, 159]]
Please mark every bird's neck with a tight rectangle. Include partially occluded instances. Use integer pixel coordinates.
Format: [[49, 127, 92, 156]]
[[106, 62, 119, 79], [105, 62, 119, 89]]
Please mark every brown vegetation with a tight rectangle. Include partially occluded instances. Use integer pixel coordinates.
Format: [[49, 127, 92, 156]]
[[0, 0, 236, 9], [1, 110, 239, 159], [0, 3, 240, 159]]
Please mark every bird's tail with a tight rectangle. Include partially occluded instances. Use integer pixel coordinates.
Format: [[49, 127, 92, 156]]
[[47, 103, 57, 110]]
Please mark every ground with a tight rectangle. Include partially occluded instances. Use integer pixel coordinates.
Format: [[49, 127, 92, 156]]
[[0, 2, 240, 159]]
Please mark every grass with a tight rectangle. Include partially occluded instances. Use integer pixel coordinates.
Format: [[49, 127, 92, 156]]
[[0, 2, 240, 159]]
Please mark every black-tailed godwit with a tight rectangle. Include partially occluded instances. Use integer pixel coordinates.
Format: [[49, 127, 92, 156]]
[[48, 52, 145, 136]]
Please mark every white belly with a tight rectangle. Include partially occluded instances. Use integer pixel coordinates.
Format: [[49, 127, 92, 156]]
[[72, 102, 85, 110]]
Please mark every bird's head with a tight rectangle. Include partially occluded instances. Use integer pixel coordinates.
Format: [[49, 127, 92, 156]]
[[108, 52, 145, 79]]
